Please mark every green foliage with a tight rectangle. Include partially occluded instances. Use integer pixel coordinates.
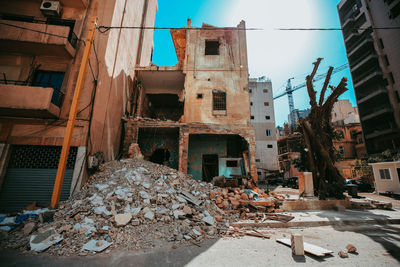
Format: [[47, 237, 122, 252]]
[[368, 149, 400, 163]]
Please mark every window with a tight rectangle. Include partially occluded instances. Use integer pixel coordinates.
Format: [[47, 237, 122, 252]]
[[267, 144, 273, 148], [264, 102, 269, 106], [226, 160, 238, 167], [212, 90, 226, 111], [250, 115, 254, 120], [197, 93, 203, 99], [395, 90, 400, 103], [266, 129, 271, 136], [32, 70, 65, 107], [249, 89, 252, 93], [379, 168, 391, 180], [205, 40, 219, 55], [265, 115, 270, 120], [339, 146, 345, 155], [389, 72, 395, 84], [255, 159, 260, 162], [389, 2, 400, 19], [250, 102, 253, 106], [378, 38, 384, 49], [263, 89, 268, 93], [257, 171, 261, 175], [358, 138, 363, 144], [384, 55, 390, 66]]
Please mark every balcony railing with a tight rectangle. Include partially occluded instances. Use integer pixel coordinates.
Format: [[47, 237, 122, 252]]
[[0, 79, 64, 107], [0, 13, 77, 48]]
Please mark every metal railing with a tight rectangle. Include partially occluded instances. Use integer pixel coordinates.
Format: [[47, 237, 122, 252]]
[[0, 13, 78, 48], [0, 79, 64, 107]]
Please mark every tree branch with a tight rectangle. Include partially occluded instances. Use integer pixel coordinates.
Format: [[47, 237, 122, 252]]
[[319, 66, 333, 106], [305, 58, 322, 108]]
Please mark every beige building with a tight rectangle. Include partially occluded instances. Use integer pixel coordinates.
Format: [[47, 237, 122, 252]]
[[249, 77, 279, 179], [123, 20, 258, 183], [331, 99, 359, 124], [370, 161, 400, 194], [0, 0, 157, 212], [337, 0, 400, 154]]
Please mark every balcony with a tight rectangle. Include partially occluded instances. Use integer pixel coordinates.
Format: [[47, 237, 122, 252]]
[[358, 88, 388, 104], [0, 83, 62, 118], [360, 104, 393, 122], [0, 18, 77, 58], [350, 53, 378, 72], [354, 68, 383, 88], [365, 128, 400, 140]]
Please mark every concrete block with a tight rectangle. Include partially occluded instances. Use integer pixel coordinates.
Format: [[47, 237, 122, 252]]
[[291, 234, 304, 256]]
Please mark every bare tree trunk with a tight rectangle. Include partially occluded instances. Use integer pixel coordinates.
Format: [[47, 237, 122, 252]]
[[298, 58, 348, 199]]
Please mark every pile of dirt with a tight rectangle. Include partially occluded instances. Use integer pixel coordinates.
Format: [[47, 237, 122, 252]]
[[0, 158, 237, 256]]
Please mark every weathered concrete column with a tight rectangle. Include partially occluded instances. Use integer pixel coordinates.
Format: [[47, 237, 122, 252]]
[[178, 127, 189, 174], [247, 134, 258, 184], [298, 172, 314, 197]]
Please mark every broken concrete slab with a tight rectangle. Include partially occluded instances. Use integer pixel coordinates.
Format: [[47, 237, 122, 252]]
[[82, 239, 112, 252], [115, 214, 132, 226], [144, 211, 155, 220], [180, 191, 202, 206], [23, 222, 36, 235], [30, 228, 63, 252], [202, 216, 214, 226]]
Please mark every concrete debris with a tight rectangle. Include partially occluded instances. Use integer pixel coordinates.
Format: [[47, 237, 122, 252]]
[[346, 244, 357, 253], [115, 214, 132, 226], [338, 250, 349, 258], [0, 158, 238, 256], [30, 228, 63, 252], [83, 240, 112, 252], [23, 222, 36, 235]]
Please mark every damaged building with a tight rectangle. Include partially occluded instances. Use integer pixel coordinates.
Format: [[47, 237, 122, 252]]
[[123, 19, 258, 183]]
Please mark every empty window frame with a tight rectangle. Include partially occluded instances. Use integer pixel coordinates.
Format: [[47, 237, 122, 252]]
[[265, 115, 270, 120], [383, 55, 390, 66], [339, 146, 345, 155], [379, 168, 391, 179], [267, 144, 273, 148], [226, 160, 238, 167], [205, 40, 219, 55], [263, 89, 268, 93], [255, 159, 260, 162], [197, 93, 203, 99], [250, 115, 254, 120], [212, 90, 226, 111], [264, 102, 269, 106], [266, 129, 271, 136]]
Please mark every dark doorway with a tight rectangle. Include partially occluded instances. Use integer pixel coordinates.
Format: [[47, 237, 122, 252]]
[[150, 149, 170, 165], [202, 154, 219, 182]]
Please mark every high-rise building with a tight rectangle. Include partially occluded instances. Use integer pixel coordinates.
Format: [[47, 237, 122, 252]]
[[337, 0, 400, 154], [249, 77, 279, 178]]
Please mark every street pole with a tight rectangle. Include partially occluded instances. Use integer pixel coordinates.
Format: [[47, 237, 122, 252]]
[[51, 16, 97, 208]]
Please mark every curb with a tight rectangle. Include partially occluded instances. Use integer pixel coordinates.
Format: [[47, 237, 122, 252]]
[[230, 218, 400, 228]]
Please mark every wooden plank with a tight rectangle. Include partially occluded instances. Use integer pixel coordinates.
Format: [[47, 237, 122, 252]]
[[276, 238, 333, 257]]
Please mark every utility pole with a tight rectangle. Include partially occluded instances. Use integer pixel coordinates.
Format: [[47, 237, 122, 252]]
[[286, 78, 296, 132], [51, 16, 97, 208]]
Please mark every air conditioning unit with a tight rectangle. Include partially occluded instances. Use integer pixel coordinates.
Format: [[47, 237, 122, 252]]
[[40, 1, 62, 17]]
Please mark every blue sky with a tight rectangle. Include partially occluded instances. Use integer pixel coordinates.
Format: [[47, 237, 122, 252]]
[[152, 0, 357, 127]]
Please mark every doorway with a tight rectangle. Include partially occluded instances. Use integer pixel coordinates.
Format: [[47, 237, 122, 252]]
[[202, 154, 219, 182]]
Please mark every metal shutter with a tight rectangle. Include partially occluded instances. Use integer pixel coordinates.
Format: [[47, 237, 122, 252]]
[[0, 145, 77, 213]]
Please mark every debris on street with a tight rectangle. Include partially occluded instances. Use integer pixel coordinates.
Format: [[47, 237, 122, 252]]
[[276, 238, 333, 257]]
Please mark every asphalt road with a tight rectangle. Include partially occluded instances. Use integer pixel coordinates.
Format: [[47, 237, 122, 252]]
[[1, 224, 400, 266]]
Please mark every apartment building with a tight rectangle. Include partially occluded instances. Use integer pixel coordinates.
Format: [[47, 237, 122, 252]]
[[123, 20, 258, 183], [249, 77, 279, 179], [337, 0, 400, 154], [0, 0, 157, 212]]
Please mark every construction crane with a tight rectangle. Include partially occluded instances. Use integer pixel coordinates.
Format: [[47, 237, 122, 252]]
[[273, 63, 349, 129]]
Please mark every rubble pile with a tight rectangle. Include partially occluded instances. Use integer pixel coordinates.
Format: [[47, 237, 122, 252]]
[[210, 187, 286, 221], [0, 158, 238, 256]]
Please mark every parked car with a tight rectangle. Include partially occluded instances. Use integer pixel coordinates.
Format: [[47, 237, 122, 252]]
[[345, 179, 372, 192], [283, 177, 298, 189]]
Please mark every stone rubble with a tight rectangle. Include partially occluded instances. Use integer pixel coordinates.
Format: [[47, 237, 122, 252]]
[[0, 158, 238, 256]]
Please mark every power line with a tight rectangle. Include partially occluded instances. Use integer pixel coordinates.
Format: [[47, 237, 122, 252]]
[[275, 27, 400, 31], [97, 26, 262, 33]]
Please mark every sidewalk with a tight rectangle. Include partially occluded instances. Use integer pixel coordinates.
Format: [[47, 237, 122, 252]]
[[231, 209, 400, 228]]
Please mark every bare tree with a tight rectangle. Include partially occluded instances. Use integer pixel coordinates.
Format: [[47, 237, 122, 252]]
[[298, 58, 348, 199]]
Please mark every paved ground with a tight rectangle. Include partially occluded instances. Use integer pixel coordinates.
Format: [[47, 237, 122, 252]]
[[1, 224, 400, 266]]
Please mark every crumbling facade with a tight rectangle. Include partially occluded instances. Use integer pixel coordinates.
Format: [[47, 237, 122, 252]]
[[124, 20, 258, 183], [337, 0, 400, 154], [249, 77, 279, 180], [0, 0, 158, 211]]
